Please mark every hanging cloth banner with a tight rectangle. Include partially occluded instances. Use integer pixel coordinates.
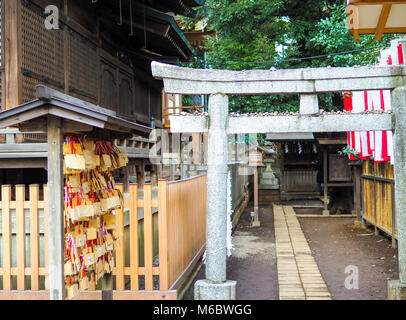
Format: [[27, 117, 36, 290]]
[[344, 39, 404, 164]]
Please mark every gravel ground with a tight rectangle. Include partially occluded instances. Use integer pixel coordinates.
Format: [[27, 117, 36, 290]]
[[299, 217, 399, 300], [182, 207, 399, 300], [183, 205, 279, 300]]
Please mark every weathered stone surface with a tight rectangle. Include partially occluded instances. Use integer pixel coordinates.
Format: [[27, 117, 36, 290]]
[[392, 87, 406, 283], [388, 280, 406, 300], [151, 61, 406, 94], [300, 94, 319, 115], [152, 61, 406, 82], [205, 94, 229, 284], [169, 113, 393, 134], [228, 113, 393, 134], [194, 280, 237, 300]]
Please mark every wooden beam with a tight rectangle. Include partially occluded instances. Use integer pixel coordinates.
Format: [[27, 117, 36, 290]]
[[353, 27, 406, 34], [0, 290, 178, 300], [47, 117, 65, 300], [318, 139, 348, 145], [0, 158, 47, 169], [0, 144, 48, 153], [376, 4, 392, 40], [5, 0, 22, 109]]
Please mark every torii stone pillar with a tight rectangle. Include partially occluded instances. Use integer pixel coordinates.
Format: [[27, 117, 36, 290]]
[[194, 94, 237, 300], [152, 60, 406, 300], [388, 86, 406, 299]]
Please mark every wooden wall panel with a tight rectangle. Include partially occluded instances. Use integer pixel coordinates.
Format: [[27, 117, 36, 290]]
[[100, 60, 118, 112], [5, 2, 162, 126], [68, 30, 98, 104], [119, 72, 135, 118], [134, 76, 150, 122], [20, 4, 65, 103]]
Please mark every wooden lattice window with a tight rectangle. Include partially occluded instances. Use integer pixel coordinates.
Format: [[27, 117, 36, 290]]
[[68, 30, 98, 103], [21, 3, 65, 103]]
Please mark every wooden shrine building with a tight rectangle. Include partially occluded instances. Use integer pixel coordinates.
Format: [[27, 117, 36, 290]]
[[0, 0, 200, 185]]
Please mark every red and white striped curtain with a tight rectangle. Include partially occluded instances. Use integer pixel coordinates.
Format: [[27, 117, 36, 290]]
[[344, 39, 406, 165]]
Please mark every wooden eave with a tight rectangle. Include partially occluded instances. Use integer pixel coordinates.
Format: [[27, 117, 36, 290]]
[[98, 2, 196, 61], [0, 86, 152, 137], [143, 0, 205, 17], [347, 0, 406, 41]]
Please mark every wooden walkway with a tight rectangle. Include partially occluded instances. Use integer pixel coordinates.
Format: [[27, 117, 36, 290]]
[[274, 205, 332, 300]]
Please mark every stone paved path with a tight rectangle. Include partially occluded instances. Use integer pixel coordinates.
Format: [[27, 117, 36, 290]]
[[274, 204, 332, 300]]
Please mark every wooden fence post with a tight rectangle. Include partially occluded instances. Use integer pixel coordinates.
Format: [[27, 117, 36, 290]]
[[144, 184, 153, 291], [16, 185, 25, 291], [1, 185, 12, 290], [129, 184, 139, 291], [158, 180, 169, 291], [43, 185, 49, 290], [29, 185, 40, 291]]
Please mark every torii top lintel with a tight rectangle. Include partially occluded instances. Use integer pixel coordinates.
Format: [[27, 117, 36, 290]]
[[151, 61, 406, 95]]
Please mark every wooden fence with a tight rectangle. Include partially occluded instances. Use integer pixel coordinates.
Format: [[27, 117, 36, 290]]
[[362, 161, 397, 246], [0, 175, 207, 299]]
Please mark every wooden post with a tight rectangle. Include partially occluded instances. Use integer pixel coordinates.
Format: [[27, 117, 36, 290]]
[[1, 185, 12, 291], [101, 274, 113, 300], [30, 185, 40, 291], [129, 184, 139, 291], [144, 184, 153, 291], [170, 165, 175, 181], [374, 178, 379, 235], [47, 117, 65, 300], [323, 150, 329, 215], [354, 165, 362, 221], [122, 165, 130, 198], [16, 185, 26, 290], [5, 0, 22, 109], [103, 158, 117, 296], [252, 167, 260, 227], [137, 161, 145, 188]]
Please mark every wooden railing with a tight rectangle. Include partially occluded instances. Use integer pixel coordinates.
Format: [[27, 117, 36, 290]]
[[0, 175, 207, 299], [162, 91, 206, 129]]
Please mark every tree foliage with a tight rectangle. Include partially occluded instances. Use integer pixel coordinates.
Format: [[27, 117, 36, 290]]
[[180, 1, 398, 112]]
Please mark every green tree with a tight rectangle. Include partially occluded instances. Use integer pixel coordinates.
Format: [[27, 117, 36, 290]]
[[181, 1, 397, 112]]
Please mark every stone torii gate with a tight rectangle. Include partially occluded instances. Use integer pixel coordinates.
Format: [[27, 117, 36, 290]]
[[151, 61, 406, 300]]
